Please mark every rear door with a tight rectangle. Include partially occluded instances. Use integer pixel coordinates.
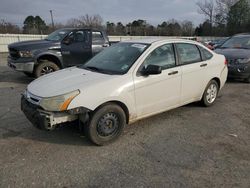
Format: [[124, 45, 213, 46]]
[[61, 29, 92, 67], [175, 43, 208, 104], [92, 31, 109, 56], [134, 43, 182, 117]]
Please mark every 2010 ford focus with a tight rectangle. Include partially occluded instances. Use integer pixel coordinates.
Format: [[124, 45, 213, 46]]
[[21, 39, 228, 145]]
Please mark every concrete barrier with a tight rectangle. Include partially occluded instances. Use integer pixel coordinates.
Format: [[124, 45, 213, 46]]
[[0, 34, 222, 52]]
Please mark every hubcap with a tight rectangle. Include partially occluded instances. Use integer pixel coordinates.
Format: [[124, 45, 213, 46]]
[[97, 112, 119, 137], [41, 66, 54, 75], [206, 83, 217, 104]]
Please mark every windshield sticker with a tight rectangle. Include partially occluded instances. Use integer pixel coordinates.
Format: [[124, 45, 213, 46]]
[[131, 44, 147, 51], [59, 31, 66, 35], [121, 64, 129, 70]]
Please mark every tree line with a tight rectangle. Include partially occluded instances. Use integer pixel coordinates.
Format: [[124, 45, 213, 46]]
[[0, 0, 249, 36], [196, 0, 250, 36]]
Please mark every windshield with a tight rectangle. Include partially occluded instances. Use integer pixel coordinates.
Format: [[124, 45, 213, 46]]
[[46, 29, 71, 41], [221, 36, 250, 49], [80, 42, 149, 75]]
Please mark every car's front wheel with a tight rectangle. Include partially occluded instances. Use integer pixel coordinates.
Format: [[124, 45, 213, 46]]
[[85, 104, 126, 146], [244, 76, 250, 83], [201, 80, 219, 107], [34, 60, 60, 78]]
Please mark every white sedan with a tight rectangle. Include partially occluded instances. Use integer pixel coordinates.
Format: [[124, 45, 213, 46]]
[[21, 39, 228, 145]]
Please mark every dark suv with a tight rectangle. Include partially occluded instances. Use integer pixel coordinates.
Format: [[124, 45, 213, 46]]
[[215, 33, 250, 83], [8, 28, 109, 77]]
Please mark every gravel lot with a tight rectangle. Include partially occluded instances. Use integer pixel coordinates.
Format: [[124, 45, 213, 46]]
[[0, 54, 250, 187]]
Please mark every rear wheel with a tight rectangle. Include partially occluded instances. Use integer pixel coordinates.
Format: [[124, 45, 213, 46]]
[[84, 104, 126, 146], [201, 80, 219, 107], [34, 60, 60, 78]]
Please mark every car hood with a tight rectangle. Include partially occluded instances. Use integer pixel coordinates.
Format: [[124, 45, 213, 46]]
[[8, 40, 59, 51], [27, 67, 115, 97], [215, 48, 250, 59]]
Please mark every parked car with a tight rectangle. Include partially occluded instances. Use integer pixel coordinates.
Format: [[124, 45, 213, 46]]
[[209, 38, 229, 49], [8, 28, 109, 78], [201, 41, 214, 50], [21, 39, 228, 145], [215, 33, 250, 83]]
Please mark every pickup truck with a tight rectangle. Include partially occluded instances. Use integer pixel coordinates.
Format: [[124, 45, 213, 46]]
[[8, 28, 109, 77]]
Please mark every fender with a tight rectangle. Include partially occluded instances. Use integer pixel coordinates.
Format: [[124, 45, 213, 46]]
[[34, 50, 64, 68]]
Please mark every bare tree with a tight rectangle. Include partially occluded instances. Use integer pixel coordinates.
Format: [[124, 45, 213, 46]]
[[196, 0, 214, 26], [67, 14, 103, 29], [0, 19, 21, 34], [66, 18, 81, 27], [181, 20, 194, 36], [214, 0, 239, 24], [79, 14, 103, 28], [216, 0, 239, 14]]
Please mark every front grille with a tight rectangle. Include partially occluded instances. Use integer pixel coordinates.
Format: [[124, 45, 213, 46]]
[[8, 47, 20, 59]]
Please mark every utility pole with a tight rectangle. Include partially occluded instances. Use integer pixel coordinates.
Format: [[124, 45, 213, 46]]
[[50, 10, 55, 29]]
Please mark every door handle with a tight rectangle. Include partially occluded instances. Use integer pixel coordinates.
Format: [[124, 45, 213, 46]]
[[168, 71, 178, 75], [200, 63, 207, 67]]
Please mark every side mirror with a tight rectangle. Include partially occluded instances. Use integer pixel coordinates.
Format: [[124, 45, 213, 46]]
[[141, 65, 162, 76]]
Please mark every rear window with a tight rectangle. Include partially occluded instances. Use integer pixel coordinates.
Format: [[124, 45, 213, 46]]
[[92, 31, 105, 44], [198, 46, 213, 61]]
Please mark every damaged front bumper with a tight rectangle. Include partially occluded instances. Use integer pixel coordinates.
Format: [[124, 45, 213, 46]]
[[21, 96, 90, 130]]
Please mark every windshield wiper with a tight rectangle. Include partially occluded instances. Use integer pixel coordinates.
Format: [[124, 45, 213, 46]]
[[83, 66, 120, 75], [237, 47, 250, 50], [84, 66, 101, 72]]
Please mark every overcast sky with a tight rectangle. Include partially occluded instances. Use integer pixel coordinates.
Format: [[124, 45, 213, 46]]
[[0, 0, 205, 26]]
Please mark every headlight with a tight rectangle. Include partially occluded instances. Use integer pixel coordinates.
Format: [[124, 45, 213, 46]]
[[236, 58, 250, 64], [19, 50, 33, 57], [39, 90, 80, 111]]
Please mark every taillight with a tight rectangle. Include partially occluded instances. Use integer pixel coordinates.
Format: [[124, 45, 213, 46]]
[[224, 59, 228, 65]]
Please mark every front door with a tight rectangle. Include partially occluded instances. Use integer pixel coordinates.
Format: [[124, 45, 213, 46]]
[[61, 30, 92, 67], [134, 43, 182, 118]]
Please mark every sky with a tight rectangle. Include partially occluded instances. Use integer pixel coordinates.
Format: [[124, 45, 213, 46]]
[[0, 0, 205, 27]]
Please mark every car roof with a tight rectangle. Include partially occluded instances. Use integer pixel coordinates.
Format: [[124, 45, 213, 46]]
[[233, 33, 250, 37], [120, 38, 198, 45]]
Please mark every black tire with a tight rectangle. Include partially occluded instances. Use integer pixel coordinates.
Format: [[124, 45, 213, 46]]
[[201, 80, 219, 107], [23, 72, 34, 77], [34, 60, 60, 78], [84, 104, 126, 146], [244, 76, 250, 83]]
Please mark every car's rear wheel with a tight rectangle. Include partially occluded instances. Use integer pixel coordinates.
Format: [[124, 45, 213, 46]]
[[84, 104, 126, 146], [34, 60, 60, 78], [201, 80, 219, 107]]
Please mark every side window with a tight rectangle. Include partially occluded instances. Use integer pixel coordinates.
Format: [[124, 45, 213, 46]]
[[74, 31, 85, 42], [92, 31, 104, 44], [176, 43, 201, 65], [143, 44, 176, 70], [198, 46, 213, 61]]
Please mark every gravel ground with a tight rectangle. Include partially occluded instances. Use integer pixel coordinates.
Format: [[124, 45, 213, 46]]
[[0, 63, 250, 188]]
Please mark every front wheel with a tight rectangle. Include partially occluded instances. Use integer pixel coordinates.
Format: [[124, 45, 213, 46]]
[[34, 60, 60, 78], [84, 104, 126, 146], [201, 80, 219, 107], [244, 76, 250, 83]]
